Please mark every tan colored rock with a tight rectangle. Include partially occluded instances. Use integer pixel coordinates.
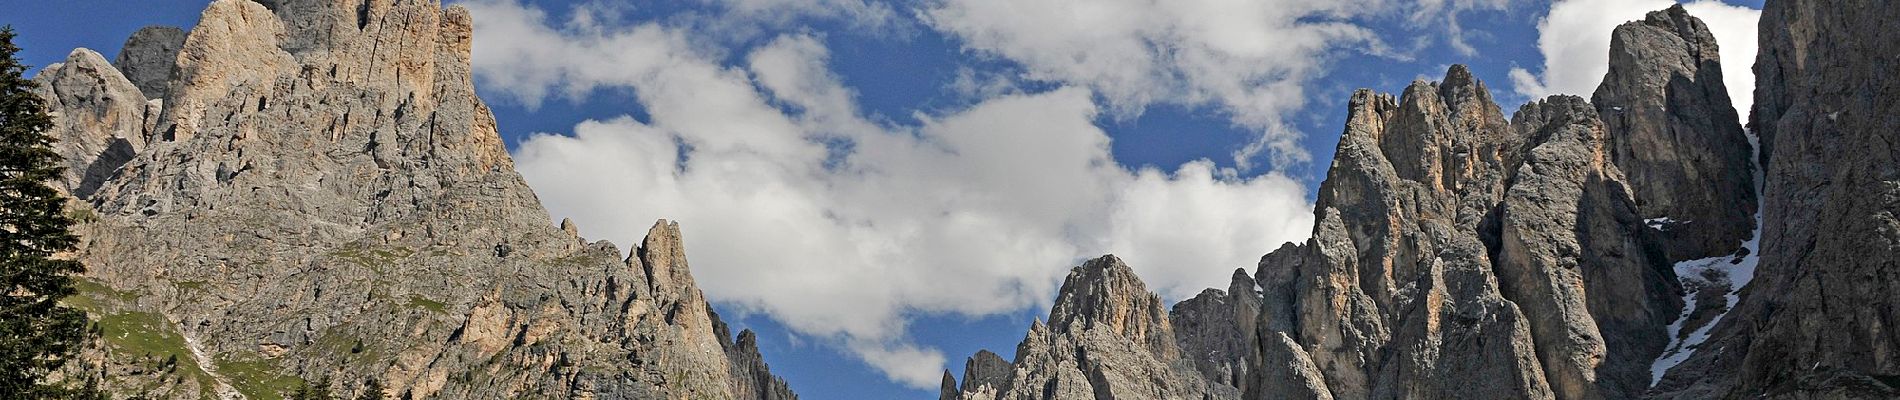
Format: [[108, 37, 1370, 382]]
[[155, 0, 292, 143], [31, 48, 149, 198], [1499, 96, 1678, 399], [1280, 66, 1557, 399], [458, 294, 511, 357], [46, 0, 798, 398]]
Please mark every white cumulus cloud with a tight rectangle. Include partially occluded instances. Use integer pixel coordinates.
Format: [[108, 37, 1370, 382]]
[[920, 0, 1511, 169], [1508, 0, 1760, 121], [465, 0, 1316, 389], [920, 0, 1372, 169]]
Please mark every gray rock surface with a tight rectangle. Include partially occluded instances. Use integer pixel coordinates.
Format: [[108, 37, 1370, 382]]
[[942, 256, 1228, 400], [1501, 96, 1678, 399], [961, 64, 1704, 400], [1592, 4, 1757, 261], [1300, 66, 1554, 400], [950, 349, 1012, 398], [898, 2, 1886, 399], [37, 0, 1895, 398], [113, 26, 187, 100], [1243, 242, 1333, 400], [31, 48, 151, 199], [37, 0, 797, 398], [1169, 269, 1260, 391], [726, 329, 800, 400], [1652, 0, 1900, 398]]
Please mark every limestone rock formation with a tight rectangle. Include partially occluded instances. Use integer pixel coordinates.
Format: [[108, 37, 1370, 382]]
[[1169, 269, 1261, 391], [964, 350, 1013, 396], [940, 255, 1229, 400], [1651, 0, 1900, 398], [31, 0, 1896, 398], [30, 48, 150, 199], [724, 326, 800, 400], [114, 26, 187, 100], [959, 64, 1700, 400], [941, 350, 1011, 400], [35, 0, 796, 398], [1243, 243, 1333, 400], [1500, 96, 1678, 399], [1592, 4, 1756, 261], [1279, 66, 1561, 400]]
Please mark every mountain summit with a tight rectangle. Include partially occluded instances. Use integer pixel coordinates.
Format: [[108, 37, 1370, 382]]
[[25, 0, 1897, 399], [37, 0, 795, 398], [943, 1, 1898, 399]]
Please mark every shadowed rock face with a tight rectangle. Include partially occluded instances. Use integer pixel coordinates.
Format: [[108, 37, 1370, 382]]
[[114, 25, 187, 100], [31, 48, 151, 199], [1170, 269, 1262, 391], [1501, 96, 1678, 399], [36, 0, 795, 398], [1652, 0, 1900, 398], [1593, 4, 1757, 261]]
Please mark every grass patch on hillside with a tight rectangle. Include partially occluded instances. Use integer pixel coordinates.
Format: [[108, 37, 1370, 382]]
[[215, 353, 304, 400], [65, 278, 138, 311], [66, 206, 98, 223], [312, 327, 383, 366], [407, 295, 448, 314], [93, 310, 217, 391], [172, 280, 208, 292]]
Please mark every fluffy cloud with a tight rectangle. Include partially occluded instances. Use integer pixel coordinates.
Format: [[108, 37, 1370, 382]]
[[921, 0, 1376, 169], [466, 0, 1315, 388], [1509, 0, 1760, 120], [706, 0, 895, 26], [1405, 0, 1513, 56], [920, 0, 1510, 169]]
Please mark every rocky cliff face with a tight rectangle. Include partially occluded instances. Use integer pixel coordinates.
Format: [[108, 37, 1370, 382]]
[[1651, 0, 1900, 398], [1592, 5, 1757, 262], [1264, 67, 1560, 400], [955, 2, 1900, 399], [946, 5, 1806, 396], [113, 26, 186, 101], [36, 0, 795, 399], [1169, 269, 1261, 391], [1260, 69, 1680, 400], [1500, 96, 1678, 399], [35, 0, 1893, 398], [31, 48, 151, 199], [940, 256, 1229, 400]]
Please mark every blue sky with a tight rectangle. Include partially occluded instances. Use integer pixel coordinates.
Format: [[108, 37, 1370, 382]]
[[5, 0, 1762, 398]]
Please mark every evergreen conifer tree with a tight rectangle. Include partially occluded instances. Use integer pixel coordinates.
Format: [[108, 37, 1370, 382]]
[[0, 26, 104, 399]]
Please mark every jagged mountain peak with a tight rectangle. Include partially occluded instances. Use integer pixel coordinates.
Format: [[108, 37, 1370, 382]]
[[1633, 5, 1721, 60], [947, 256, 1224, 400], [1047, 255, 1175, 354], [30, 47, 150, 199], [1593, 0, 1755, 261], [35, 0, 799, 397], [24, 0, 1896, 398]]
